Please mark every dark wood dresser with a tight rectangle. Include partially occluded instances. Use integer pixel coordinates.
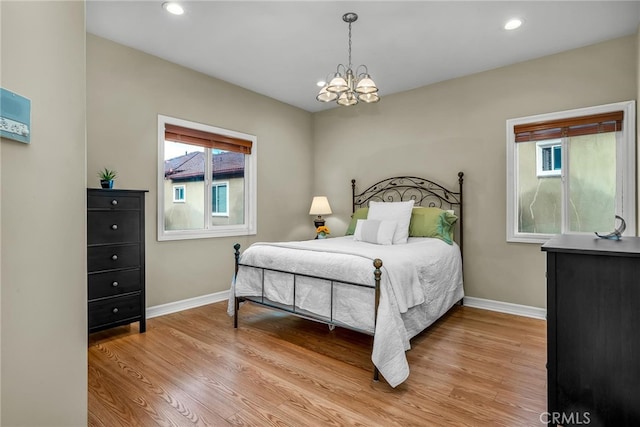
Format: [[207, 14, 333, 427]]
[[87, 189, 147, 334], [542, 234, 640, 426]]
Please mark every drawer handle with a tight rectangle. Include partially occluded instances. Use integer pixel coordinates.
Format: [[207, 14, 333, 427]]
[[112, 307, 119, 314], [112, 281, 119, 287], [111, 254, 118, 261], [111, 199, 118, 206], [111, 224, 118, 230]]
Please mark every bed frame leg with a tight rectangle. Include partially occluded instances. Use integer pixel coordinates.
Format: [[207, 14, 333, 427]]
[[234, 297, 239, 328], [372, 258, 383, 383], [233, 243, 241, 328], [458, 298, 464, 306]]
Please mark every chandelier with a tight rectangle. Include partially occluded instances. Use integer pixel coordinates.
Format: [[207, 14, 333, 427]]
[[316, 12, 380, 106]]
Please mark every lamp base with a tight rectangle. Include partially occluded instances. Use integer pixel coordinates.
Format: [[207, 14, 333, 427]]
[[313, 217, 325, 229]]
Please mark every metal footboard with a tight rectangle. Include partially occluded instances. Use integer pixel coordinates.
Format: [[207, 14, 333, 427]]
[[233, 243, 382, 381]]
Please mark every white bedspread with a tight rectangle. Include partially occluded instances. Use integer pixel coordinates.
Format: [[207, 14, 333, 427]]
[[227, 236, 463, 387]]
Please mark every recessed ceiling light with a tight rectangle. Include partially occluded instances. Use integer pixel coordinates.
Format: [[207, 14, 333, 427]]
[[162, 2, 184, 15], [504, 18, 523, 30], [316, 80, 326, 87]]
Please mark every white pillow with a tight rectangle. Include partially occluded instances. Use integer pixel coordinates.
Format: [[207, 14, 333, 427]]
[[353, 219, 397, 245], [367, 200, 415, 244]]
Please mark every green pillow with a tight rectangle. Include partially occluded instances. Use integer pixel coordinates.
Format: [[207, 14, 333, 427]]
[[345, 207, 369, 235], [409, 207, 458, 244]]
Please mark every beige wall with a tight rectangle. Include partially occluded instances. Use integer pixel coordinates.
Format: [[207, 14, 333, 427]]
[[87, 34, 314, 306], [1, 1, 87, 425], [313, 35, 637, 309]]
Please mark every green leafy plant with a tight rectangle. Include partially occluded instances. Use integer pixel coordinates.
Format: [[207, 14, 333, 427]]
[[97, 168, 117, 181]]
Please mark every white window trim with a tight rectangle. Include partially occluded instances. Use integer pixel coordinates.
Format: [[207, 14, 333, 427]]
[[211, 181, 229, 217], [172, 184, 186, 203], [506, 100, 636, 243], [536, 139, 562, 178], [157, 114, 257, 241]]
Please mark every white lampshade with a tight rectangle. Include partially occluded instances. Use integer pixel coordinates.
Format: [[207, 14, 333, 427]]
[[358, 92, 380, 103], [337, 91, 358, 106], [309, 196, 332, 216], [327, 76, 349, 93], [355, 75, 378, 94], [316, 86, 338, 102]]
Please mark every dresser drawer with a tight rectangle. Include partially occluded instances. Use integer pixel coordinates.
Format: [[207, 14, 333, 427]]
[[88, 244, 140, 272], [88, 211, 140, 245], [88, 268, 141, 300], [88, 193, 141, 210], [89, 294, 142, 330]]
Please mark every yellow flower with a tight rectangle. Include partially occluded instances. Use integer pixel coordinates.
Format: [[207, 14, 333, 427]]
[[316, 226, 330, 234]]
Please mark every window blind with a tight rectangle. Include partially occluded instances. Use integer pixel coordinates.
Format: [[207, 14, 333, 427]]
[[165, 123, 252, 154], [514, 111, 623, 143]]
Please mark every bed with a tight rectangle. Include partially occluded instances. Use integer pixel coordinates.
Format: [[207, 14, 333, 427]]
[[227, 173, 465, 387]]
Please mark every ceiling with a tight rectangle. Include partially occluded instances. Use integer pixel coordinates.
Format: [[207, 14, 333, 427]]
[[86, 1, 640, 113]]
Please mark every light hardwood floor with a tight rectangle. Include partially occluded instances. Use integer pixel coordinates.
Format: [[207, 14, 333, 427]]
[[88, 302, 546, 426]]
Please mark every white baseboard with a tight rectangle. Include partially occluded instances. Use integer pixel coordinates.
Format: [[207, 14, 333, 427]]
[[146, 292, 546, 322], [463, 296, 546, 320], [147, 290, 230, 319]]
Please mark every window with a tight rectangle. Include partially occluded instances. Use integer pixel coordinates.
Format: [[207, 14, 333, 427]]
[[173, 185, 185, 203], [157, 115, 257, 240], [506, 101, 635, 243], [536, 140, 562, 177], [211, 182, 228, 216]]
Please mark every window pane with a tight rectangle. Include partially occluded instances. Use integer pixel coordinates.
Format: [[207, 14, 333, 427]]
[[567, 132, 616, 232], [211, 150, 244, 226], [553, 146, 562, 170], [518, 140, 562, 234], [212, 184, 227, 213], [542, 147, 552, 171], [163, 140, 205, 230]]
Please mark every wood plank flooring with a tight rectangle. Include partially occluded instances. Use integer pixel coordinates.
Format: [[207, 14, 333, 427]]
[[88, 302, 546, 426]]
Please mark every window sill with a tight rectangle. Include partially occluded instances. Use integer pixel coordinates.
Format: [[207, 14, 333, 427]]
[[158, 227, 256, 241]]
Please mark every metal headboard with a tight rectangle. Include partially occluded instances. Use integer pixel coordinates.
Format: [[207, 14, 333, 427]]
[[351, 172, 464, 254]]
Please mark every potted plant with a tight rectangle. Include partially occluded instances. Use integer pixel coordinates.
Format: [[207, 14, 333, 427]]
[[98, 168, 117, 189]]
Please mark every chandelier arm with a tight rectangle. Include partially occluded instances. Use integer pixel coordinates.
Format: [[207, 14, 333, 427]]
[[355, 65, 369, 78]]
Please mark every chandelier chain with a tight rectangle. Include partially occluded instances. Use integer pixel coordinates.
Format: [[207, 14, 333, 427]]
[[348, 21, 352, 70]]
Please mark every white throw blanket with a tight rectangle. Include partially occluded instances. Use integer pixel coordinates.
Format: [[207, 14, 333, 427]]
[[228, 236, 463, 387]]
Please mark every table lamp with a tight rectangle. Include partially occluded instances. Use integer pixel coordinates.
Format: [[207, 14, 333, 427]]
[[309, 196, 332, 228]]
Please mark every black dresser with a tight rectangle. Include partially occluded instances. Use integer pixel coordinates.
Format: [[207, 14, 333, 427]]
[[542, 234, 640, 426], [87, 189, 147, 334]]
